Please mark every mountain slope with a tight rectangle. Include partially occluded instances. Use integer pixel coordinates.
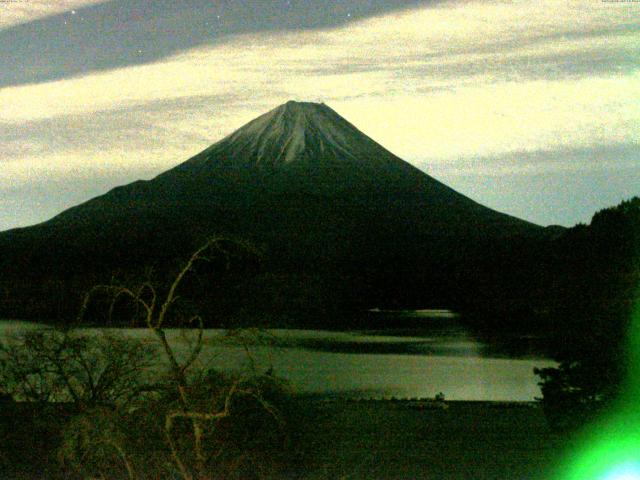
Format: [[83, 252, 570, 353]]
[[0, 101, 544, 322], [44, 101, 536, 234]]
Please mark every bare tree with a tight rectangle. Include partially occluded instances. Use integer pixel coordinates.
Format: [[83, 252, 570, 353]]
[[0, 328, 159, 480], [75, 237, 286, 480], [0, 238, 289, 479], [0, 328, 157, 408]]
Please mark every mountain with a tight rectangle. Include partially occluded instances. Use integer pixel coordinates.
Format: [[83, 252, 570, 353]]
[[0, 101, 546, 324]]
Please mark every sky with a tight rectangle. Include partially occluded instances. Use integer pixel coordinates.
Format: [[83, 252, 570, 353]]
[[1, 0, 638, 231]]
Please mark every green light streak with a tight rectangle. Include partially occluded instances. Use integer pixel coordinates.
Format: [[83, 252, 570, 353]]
[[557, 291, 640, 480]]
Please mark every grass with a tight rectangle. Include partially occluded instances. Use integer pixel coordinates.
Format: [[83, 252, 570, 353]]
[[1, 397, 568, 479], [286, 399, 566, 479], [282, 401, 564, 480]]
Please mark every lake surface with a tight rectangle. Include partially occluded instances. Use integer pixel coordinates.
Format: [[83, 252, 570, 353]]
[[0, 312, 555, 401]]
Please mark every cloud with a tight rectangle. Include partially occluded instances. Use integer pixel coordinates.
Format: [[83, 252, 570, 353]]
[[335, 74, 640, 163], [425, 143, 640, 176], [1, 0, 638, 230], [0, 0, 107, 29], [430, 144, 640, 226], [0, 0, 426, 88]]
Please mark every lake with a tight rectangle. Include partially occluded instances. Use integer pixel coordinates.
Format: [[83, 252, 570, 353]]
[[0, 311, 555, 401]]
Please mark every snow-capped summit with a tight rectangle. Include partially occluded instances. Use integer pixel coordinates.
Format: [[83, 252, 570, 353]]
[[159, 101, 458, 199], [220, 101, 362, 167], [31, 100, 542, 234], [177, 100, 411, 173], [0, 100, 544, 323]]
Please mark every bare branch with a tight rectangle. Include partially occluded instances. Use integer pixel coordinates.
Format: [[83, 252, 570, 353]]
[[155, 238, 216, 329], [79, 285, 152, 326], [180, 315, 204, 375]]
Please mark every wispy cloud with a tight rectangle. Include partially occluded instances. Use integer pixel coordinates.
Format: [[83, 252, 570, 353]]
[[0, 0, 107, 29], [431, 144, 640, 227], [426, 143, 640, 176], [1, 0, 638, 229], [0, 0, 426, 87]]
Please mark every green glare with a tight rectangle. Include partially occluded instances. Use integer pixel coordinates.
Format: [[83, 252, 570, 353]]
[[601, 462, 640, 480], [557, 291, 640, 480]]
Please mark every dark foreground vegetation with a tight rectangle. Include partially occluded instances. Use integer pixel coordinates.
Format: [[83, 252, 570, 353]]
[[0, 198, 638, 477], [0, 328, 295, 480], [1, 394, 568, 480], [0, 239, 299, 479], [533, 197, 640, 431], [0, 321, 567, 479]]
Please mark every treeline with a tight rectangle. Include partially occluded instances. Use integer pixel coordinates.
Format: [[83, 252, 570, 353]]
[[0, 198, 637, 337], [533, 197, 640, 428], [454, 197, 639, 333]]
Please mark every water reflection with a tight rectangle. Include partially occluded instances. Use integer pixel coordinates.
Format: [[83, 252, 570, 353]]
[[0, 312, 556, 401]]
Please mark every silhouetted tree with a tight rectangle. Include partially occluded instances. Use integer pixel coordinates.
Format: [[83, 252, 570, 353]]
[[536, 197, 640, 430], [1, 238, 293, 479], [72, 237, 289, 480], [0, 329, 157, 407]]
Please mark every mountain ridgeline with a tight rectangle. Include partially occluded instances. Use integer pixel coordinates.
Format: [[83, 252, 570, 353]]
[[1, 101, 563, 326]]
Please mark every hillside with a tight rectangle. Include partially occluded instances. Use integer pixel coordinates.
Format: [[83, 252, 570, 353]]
[[0, 101, 546, 324]]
